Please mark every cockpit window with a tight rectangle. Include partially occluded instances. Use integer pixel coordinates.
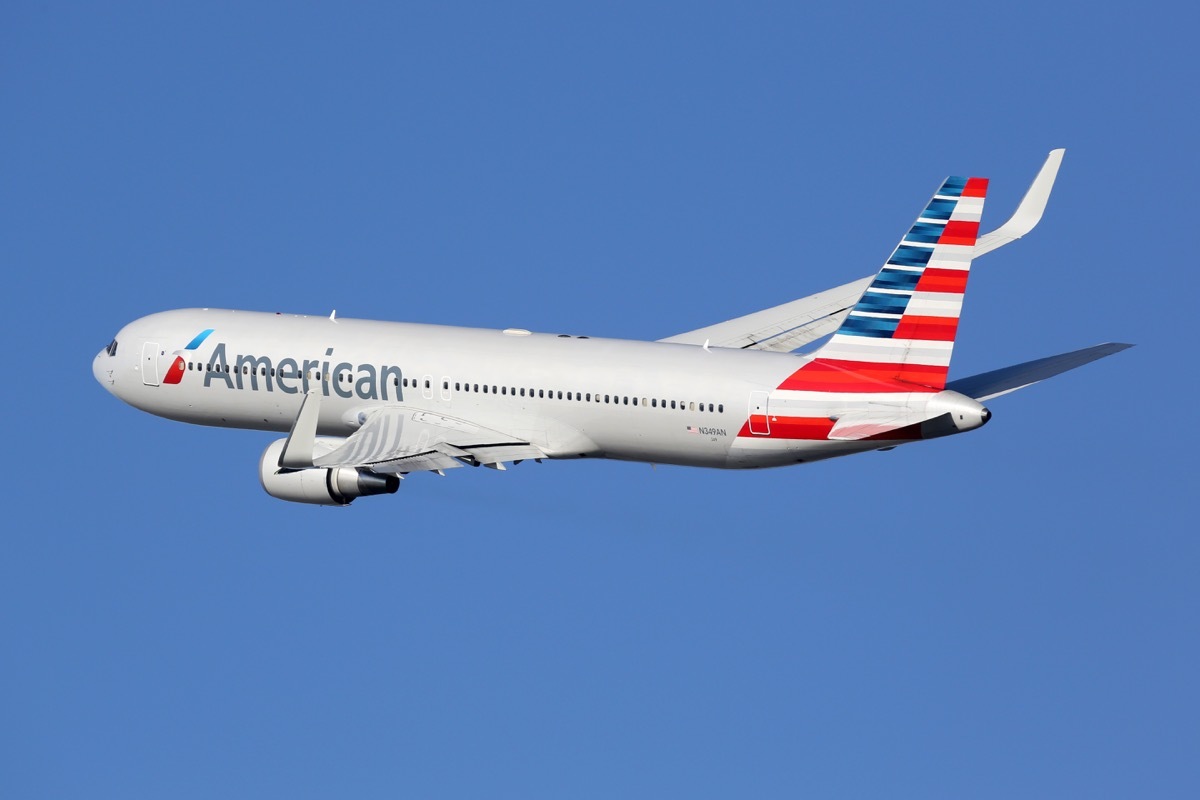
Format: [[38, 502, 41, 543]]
[[105, 339, 118, 357]]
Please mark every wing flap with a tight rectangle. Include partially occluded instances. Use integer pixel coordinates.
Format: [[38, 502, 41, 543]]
[[369, 449, 466, 474]]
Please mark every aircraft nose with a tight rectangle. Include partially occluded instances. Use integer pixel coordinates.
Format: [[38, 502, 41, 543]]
[[93, 349, 115, 392]]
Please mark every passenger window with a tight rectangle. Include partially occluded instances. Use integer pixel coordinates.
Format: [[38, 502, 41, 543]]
[[689, 402, 695, 411], [539, 390, 544, 398], [557, 391, 562, 400], [718, 404, 724, 413], [604, 395, 610, 403], [502, 386, 507, 395], [444, 380, 449, 390], [483, 385, 489, 394]]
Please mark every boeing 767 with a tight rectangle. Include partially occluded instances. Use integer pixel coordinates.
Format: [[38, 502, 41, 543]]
[[93, 150, 1131, 505]]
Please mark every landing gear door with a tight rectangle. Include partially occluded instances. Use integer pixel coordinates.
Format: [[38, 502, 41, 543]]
[[748, 390, 770, 435], [141, 342, 160, 386]]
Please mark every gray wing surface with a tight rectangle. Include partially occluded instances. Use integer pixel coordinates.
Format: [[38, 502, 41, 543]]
[[314, 407, 543, 473], [946, 343, 1133, 402], [657, 277, 870, 352]]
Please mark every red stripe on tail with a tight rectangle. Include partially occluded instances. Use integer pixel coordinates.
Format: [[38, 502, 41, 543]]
[[779, 359, 949, 392], [915, 268, 970, 293], [938, 220, 980, 246], [962, 177, 989, 197], [893, 316, 959, 341]]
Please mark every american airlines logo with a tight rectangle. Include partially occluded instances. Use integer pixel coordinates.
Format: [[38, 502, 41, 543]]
[[173, 332, 406, 402]]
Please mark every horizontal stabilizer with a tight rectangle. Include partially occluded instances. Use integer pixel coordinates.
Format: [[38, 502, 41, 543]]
[[828, 404, 935, 441], [946, 342, 1133, 401]]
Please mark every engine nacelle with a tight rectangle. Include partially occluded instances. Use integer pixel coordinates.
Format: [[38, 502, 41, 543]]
[[258, 439, 400, 506]]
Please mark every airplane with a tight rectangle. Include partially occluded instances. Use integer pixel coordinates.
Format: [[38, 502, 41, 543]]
[[93, 150, 1131, 505]]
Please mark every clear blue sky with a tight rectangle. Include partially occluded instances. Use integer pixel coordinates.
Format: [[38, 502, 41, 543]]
[[3, 3, 1195, 797]]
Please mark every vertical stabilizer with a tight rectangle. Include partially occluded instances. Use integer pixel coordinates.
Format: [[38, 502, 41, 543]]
[[781, 176, 988, 392]]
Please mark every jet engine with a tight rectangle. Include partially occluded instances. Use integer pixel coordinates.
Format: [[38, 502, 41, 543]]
[[258, 438, 400, 506]]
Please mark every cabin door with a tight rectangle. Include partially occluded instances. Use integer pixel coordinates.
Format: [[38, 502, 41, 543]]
[[748, 391, 770, 435], [141, 342, 160, 386]]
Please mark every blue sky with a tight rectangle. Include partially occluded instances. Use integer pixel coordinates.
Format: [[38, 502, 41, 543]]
[[2, 3, 1195, 797]]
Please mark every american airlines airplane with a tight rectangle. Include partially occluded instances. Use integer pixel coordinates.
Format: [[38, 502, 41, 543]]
[[93, 150, 1130, 505]]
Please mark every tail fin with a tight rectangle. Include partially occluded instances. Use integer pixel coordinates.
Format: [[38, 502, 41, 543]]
[[782, 175, 988, 392]]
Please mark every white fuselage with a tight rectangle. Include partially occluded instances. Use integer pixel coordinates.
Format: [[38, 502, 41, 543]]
[[93, 308, 908, 470]]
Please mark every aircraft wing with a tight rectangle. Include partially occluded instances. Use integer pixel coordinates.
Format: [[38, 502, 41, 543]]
[[973, 149, 1064, 257], [946, 342, 1133, 401], [661, 150, 1065, 352], [280, 392, 543, 475], [314, 407, 544, 473], [657, 276, 870, 352]]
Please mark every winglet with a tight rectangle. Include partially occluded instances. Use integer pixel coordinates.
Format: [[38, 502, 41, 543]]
[[278, 390, 321, 469], [975, 149, 1065, 257]]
